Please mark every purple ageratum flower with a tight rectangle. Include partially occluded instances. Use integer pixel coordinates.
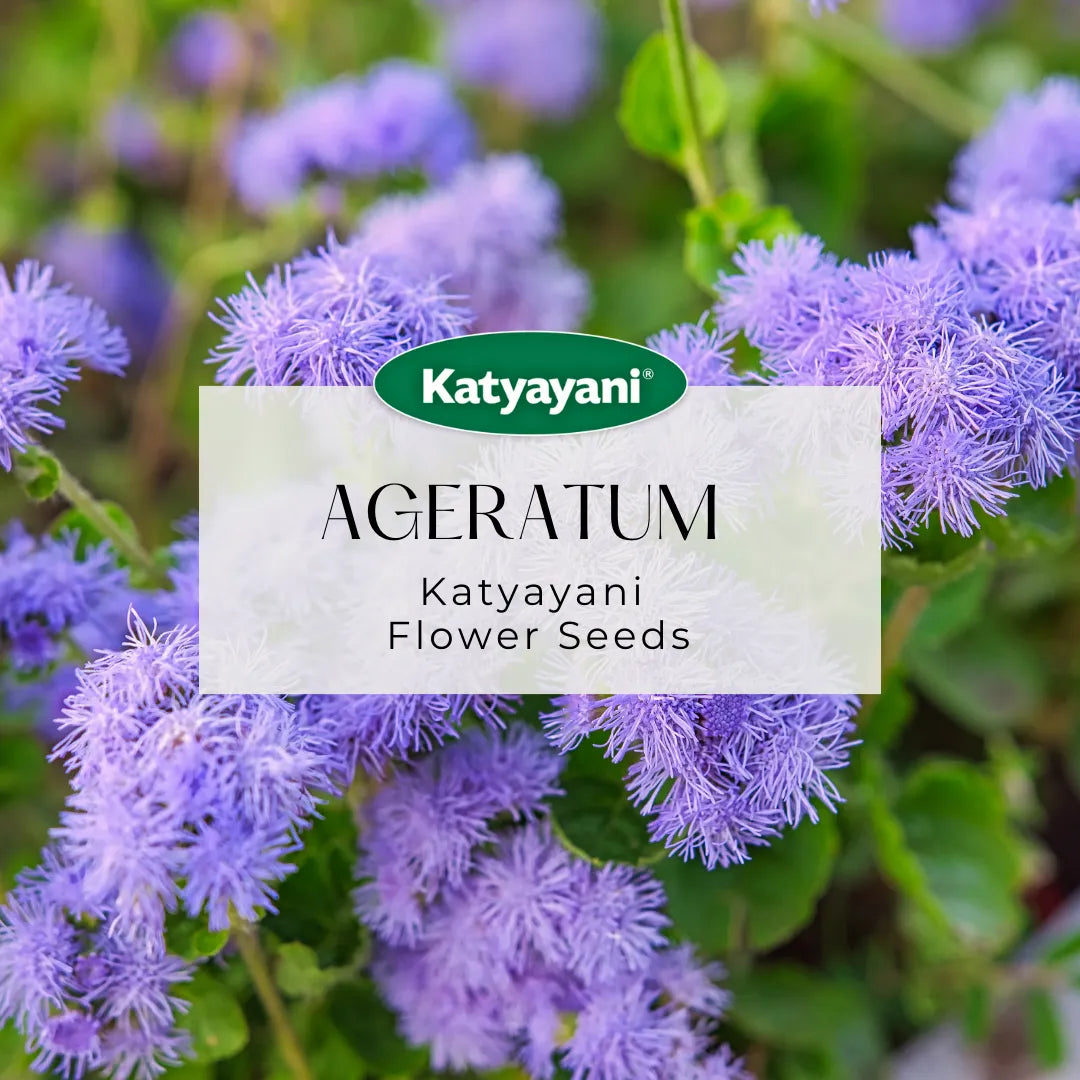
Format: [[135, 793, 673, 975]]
[[716, 236, 1080, 546], [357, 153, 589, 332], [297, 693, 519, 778], [50, 616, 333, 940], [647, 319, 743, 386], [101, 98, 168, 176], [0, 854, 192, 1080], [0, 523, 132, 673], [360, 733, 742, 1080], [441, 0, 600, 119], [169, 11, 248, 92], [546, 694, 858, 868], [952, 78, 1080, 208], [879, 0, 1006, 52], [38, 224, 170, 362], [0, 261, 129, 470], [210, 234, 469, 385], [229, 63, 476, 214]]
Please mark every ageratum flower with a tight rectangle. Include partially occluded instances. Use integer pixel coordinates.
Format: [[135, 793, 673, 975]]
[[229, 62, 476, 213], [38, 224, 170, 362], [168, 11, 248, 92], [297, 693, 519, 778], [0, 853, 192, 1079], [952, 78, 1080, 208], [546, 694, 858, 868], [715, 235, 1080, 546], [49, 616, 333, 942], [880, 0, 1006, 52], [359, 730, 749, 1080], [438, 0, 600, 119], [357, 153, 589, 332], [209, 233, 469, 385], [0, 523, 132, 674], [647, 318, 743, 387], [0, 261, 128, 470]]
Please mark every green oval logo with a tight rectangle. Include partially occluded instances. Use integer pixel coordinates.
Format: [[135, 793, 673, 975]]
[[373, 331, 687, 435]]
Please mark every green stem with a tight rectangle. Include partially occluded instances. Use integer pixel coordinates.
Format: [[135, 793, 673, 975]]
[[660, 0, 717, 206], [231, 919, 314, 1080], [50, 451, 169, 588], [797, 8, 990, 139]]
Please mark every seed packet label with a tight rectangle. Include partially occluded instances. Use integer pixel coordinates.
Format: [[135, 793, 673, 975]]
[[199, 385, 881, 694]]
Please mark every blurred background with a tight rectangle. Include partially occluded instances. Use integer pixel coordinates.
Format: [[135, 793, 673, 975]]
[[2, 0, 1080, 1077]]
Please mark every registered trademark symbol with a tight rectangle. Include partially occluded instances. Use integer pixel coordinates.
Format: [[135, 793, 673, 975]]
[[643, 368, 654, 380]]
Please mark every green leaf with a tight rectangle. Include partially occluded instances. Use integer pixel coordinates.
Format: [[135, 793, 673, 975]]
[[858, 672, 914, 752], [326, 980, 427, 1074], [657, 814, 838, 953], [165, 915, 230, 962], [905, 563, 991, 651], [884, 760, 1025, 950], [0, 736, 46, 802], [1043, 928, 1080, 967], [983, 473, 1078, 556], [961, 982, 993, 1044], [684, 193, 799, 291], [618, 33, 727, 170], [1025, 988, 1066, 1070], [906, 622, 1045, 735], [13, 446, 59, 501], [727, 965, 884, 1078], [550, 741, 663, 866], [176, 970, 249, 1064], [275, 942, 351, 1000], [50, 502, 139, 559], [882, 538, 989, 588]]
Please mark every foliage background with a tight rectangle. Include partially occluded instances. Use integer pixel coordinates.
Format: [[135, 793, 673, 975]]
[[2, 0, 1080, 1077]]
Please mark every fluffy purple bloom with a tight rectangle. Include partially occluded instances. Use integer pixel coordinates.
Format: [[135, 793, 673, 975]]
[[101, 98, 168, 176], [357, 154, 589, 332], [296, 693, 519, 777], [38, 224, 169, 362], [209, 233, 469, 385], [358, 732, 744, 1079], [0, 523, 132, 673], [50, 616, 333, 941], [952, 78, 1080, 208], [229, 63, 476, 214], [547, 695, 858, 869], [716, 235, 1080, 546], [647, 319, 743, 386], [0, 261, 128, 470], [879, 0, 1006, 51], [0, 855, 192, 1079], [440, 0, 600, 119], [169, 11, 247, 92]]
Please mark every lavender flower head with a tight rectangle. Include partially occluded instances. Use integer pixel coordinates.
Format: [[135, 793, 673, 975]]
[[439, 0, 601, 119], [358, 729, 749, 1079], [647, 318, 743, 386], [547, 694, 857, 868], [952, 78, 1080, 208], [716, 235, 1080, 545], [879, 0, 1006, 52], [0, 261, 129, 470], [101, 98, 169, 176], [0, 853, 193, 1079], [209, 233, 470, 385], [230, 62, 476, 214], [357, 154, 589, 332], [50, 616, 333, 942], [169, 11, 248, 92], [38, 224, 169, 362]]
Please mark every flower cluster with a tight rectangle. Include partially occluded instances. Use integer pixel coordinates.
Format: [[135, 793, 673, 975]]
[[357, 153, 589, 332], [297, 693, 520, 779], [49, 617, 334, 942], [0, 854, 192, 1080], [715, 227, 1080, 545], [358, 728, 750, 1080], [168, 11, 248, 93], [546, 695, 857, 868], [0, 261, 129, 470], [229, 61, 476, 213], [647, 318, 742, 387], [209, 233, 469, 385], [429, 0, 601, 119], [38, 224, 170, 362]]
